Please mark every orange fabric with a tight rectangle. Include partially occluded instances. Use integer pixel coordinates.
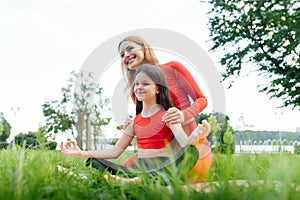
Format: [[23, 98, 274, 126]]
[[182, 120, 212, 183], [123, 153, 138, 168], [133, 110, 173, 149], [186, 138, 212, 183]]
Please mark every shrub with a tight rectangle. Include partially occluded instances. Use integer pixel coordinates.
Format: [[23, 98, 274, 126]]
[[294, 145, 300, 155]]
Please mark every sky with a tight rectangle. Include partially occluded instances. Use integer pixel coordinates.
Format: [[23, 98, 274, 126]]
[[1, 0, 299, 141]]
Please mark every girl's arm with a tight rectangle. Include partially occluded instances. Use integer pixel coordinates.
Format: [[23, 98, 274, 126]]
[[169, 120, 210, 147], [60, 122, 135, 159]]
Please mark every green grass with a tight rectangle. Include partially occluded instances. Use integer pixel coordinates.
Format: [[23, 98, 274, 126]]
[[1, 149, 300, 200]]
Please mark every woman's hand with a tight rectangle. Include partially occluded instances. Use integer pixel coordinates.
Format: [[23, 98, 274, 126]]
[[162, 107, 184, 124], [60, 141, 83, 157]]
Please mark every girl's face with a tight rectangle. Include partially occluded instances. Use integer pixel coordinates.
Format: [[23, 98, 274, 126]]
[[119, 41, 145, 70], [134, 72, 158, 102]]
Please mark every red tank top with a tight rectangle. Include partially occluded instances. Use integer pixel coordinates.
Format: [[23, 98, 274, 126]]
[[133, 110, 173, 149]]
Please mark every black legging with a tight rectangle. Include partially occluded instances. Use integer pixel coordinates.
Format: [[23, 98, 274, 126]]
[[85, 145, 199, 180]]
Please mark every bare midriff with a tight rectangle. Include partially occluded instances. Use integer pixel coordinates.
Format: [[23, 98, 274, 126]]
[[138, 147, 172, 158]]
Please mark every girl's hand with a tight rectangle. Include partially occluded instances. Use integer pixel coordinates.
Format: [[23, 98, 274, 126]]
[[162, 107, 184, 124], [122, 115, 134, 130], [60, 141, 83, 157], [192, 120, 211, 139], [200, 120, 211, 137]]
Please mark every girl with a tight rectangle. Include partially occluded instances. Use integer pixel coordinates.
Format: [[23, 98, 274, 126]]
[[60, 64, 210, 183], [118, 36, 212, 182]]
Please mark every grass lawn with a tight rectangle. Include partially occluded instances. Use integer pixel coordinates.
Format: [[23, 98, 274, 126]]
[[1, 149, 300, 200]]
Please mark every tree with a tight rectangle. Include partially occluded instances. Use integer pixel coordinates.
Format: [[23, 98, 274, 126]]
[[219, 123, 235, 153], [42, 70, 111, 150], [195, 112, 235, 153], [42, 79, 75, 145], [0, 113, 11, 142], [72, 70, 111, 150], [205, 0, 300, 109], [0, 122, 6, 149], [0, 123, 3, 140], [207, 115, 222, 144], [90, 88, 111, 150], [42, 99, 74, 138], [15, 132, 38, 149], [14, 128, 57, 150]]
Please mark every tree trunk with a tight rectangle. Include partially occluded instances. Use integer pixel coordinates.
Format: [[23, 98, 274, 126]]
[[76, 110, 83, 149], [85, 113, 91, 150], [93, 131, 97, 150]]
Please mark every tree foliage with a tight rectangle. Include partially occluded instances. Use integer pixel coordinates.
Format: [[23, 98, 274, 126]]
[[71, 70, 112, 150], [14, 128, 57, 150], [206, 0, 300, 109], [42, 99, 74, 135], [42, 79, 75, 143], [195, 112, 235, 153], [42, 71, 111, 150], [235, 130, 300, 144], [0, 113, 11, 142]]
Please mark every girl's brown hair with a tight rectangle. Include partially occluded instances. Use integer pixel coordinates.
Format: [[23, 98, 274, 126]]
[[134, 64, 173, 115]]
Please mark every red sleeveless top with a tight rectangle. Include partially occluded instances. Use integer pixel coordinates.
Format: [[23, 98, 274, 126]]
[[133, 110, 173, 149]]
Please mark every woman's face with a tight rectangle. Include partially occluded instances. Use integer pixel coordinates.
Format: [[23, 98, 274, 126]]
[[119, 41, 145, 70]]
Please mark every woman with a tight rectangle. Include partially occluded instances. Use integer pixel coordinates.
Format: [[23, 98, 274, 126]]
[[118, 36, 212, 182], [60, 64, 210, 183]]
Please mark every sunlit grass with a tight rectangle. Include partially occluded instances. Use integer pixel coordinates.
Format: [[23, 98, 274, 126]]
[[1, 148, 300, 200]]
